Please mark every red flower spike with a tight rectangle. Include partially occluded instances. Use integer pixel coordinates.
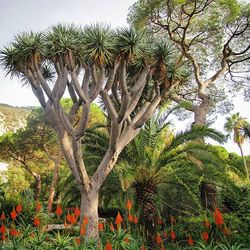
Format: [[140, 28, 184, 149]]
[[10, 227, 20, 237], [128, 213, 133, 222], [124, 237, 129, 243], [66, 213, 72, 224], [55, 204, 63, 216], [187, 235, 194, 246], [201, 231, 209, 241], [75, 237, 81, 245], [105, 240, 112, 250], [0, 212, 5, 220], [80, 225, 85, 236], [83, 215, 89, 225], [0, 224, 6, 234], [98, 222, 104, 231], [16, 204, 22, 213], [10, 208, 17, 220], [214, 208, 224, 226], [115, 212, 123, 226], [170, 229, 176, 240], [71, 214, 77, 225], [34, 216, 40, 227], [141, 244, 146, 250], [36, 201, 42, 212], [155, 233, 162, 244], [133, 216, 138, 224], [74, 207, 80, 217], [126, 199, 132, 211]]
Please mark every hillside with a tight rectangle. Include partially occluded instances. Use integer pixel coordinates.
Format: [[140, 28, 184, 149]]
[[0, 104, 31, 135]]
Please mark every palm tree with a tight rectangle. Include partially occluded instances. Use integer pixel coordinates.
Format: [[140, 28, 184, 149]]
[[116, 118, 224, 247], [224, 113, 249, 180]]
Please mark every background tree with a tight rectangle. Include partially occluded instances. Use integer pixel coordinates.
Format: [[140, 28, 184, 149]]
[[128, 0, 250, 125], [0, 24, 188, 239], [224, 112, 249, 180], [128, 0, 250, 209]]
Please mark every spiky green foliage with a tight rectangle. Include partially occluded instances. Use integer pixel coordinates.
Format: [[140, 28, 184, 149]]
[[115, 27, 148, 60], [82, 23, 114, 65], [44, 23, 83, 59], [0, 32, 43, 77]]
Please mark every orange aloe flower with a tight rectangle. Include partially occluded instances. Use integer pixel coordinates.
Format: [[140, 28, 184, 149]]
[[74, 207, 80, 217], [105, 240, 112, 250], [55, 204, 63, 216], [10, 208, 17, 220], [10, 227, 20, 237], [201, 231, 209, 241], [115, 212, 123, 227], [214, 208, 224, 226], [170, 229, 176, 240], [124, 237, 129, 243], [75, 237, 81, 245], [0, 212, 5, 220], [98, 222, 104, 231], [155, 233, 162, 244], [126, 199, 132, 211], [141, 244, 146, 250], [187, 235, 194, 246], [16, 204, 22, 213], [34, 216, 40, 227], [133, 216, 138, 224], [128, 213, 133, 222], [80, 225, 86, 236], [36, 201, 42, 212], [0, 224, 6, 234], [83, 215, 89, 225], [66, 213, 72, 224]]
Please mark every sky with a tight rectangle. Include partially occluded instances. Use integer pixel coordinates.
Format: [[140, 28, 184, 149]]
[[0, 0, 249, 155]]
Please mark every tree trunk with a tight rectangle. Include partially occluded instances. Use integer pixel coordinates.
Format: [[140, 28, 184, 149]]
[[200, 181, 217, 210], [47, 159, 60, 213], [193, 99, 210, 125], [194, 98, 218, 210], [35, 174, 42, 201], [80, 188, 99, 239], [134, 181, 158, 249], [238, 144, 249, 180]]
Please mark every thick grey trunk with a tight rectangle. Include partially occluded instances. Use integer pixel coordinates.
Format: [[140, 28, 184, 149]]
[[238, 144, 249, 180], [80, 189, 99, 239], [193, 100, 210, 126], [193, 98, 218, 210]]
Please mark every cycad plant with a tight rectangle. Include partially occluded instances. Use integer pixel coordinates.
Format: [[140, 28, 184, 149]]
[[116, 117, 225, 246]]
